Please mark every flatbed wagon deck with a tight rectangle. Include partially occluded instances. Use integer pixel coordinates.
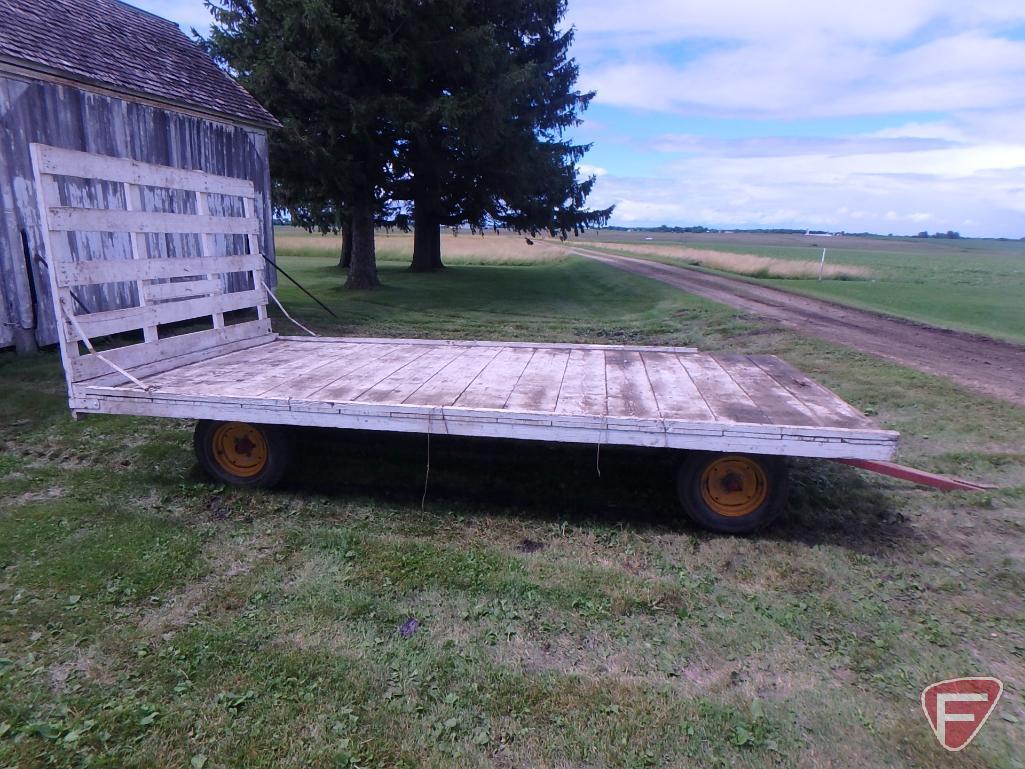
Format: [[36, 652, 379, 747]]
[[30, 143, 907, 533], [77, 336, 897, 460]]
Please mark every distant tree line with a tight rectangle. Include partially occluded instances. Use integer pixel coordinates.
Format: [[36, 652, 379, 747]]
[[915, 231, 962, 239], [205, 0, 611, 288]]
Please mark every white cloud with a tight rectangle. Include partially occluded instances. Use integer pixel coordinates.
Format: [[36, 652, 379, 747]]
[[577, 163, 609, 177], [571, 0, 1025, 119], [589, 134, 1025, 236]]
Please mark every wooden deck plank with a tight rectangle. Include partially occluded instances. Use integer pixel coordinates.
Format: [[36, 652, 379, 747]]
[[505, 348, 571, 412], [748, 355, 873, 429], [641, 352, 716, 421], [313, 344, 439, 402], [555, 349, 607, 416], [356, 346, 472, 404], [144, 338, 293, 390], [191, 343, 364, 398], [603, 350, 661, 419], [259, 344, 403, 400], [677, 355, 768, 424], [404, 346, 504, 406], [454, 347, 536, 409], [714, 354, 821, 427]]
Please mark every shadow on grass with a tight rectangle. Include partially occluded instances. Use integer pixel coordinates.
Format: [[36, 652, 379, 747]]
[[278, 428, 908, 548]]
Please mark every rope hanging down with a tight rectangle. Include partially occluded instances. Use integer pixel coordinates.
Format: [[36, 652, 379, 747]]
[[261, 280, 318, 336], [59, 299, 152, 391]]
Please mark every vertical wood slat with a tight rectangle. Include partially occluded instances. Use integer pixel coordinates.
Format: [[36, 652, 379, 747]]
[[242, 195, 268, 322], [39, 176, 78, 360], [28, 144, 79, 398], [124, 182, 157, 342], [196, 191, 224, 329]]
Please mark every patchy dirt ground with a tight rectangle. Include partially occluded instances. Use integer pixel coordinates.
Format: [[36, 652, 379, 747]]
[[577, 250, 1025, 407]]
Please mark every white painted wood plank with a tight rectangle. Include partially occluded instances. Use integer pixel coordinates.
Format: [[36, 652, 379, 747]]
[[153, 345, 361, 397], [454, 347, 536, 409], [604, 350, 661, 419], [312, 345, 438, 402], [29, 144, 78, 398], [677, 354, 768, 424], [142, 278, 222, 302], [76, 389, 900, 461], [47, 207, 261, 236], [57, 254, 263, 287], [71, 289, 266, 340], [259, 343, 403, 400], [196, 191, 225, 330], [143, 339, 310, 392], [35, 145, 256, 197], [640, 352, 715, 421], [714, 354, 822, 428], [404, 346, 504, 406], [356, 346, 470, 404], [505, 348, 570, 412], [278, 335, 698, 354], [749, 355, 873, 429], [555, 348, 607, 416], [124, 182, 157, 342], [69, 319, 273, 382]]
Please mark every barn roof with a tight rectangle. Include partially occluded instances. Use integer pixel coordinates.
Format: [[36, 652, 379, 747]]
[[0, 0, 279, 129]]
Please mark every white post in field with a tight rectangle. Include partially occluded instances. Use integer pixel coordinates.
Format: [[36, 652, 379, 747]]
[[818, 247, 827, 280]]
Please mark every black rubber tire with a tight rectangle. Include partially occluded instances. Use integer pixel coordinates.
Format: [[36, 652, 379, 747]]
[[193, 420, 293, 488], [676, 452, 789, 534]]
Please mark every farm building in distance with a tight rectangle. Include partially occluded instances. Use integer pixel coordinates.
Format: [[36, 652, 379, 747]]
[[0, 0, 279, 353]]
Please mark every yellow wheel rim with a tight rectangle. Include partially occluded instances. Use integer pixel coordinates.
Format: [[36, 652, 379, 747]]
[[212, 422, 268, 478], [700, 456, 769, 517]]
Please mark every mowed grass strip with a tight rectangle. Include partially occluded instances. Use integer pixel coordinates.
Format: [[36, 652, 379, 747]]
[[0, 251, 1022, 767]]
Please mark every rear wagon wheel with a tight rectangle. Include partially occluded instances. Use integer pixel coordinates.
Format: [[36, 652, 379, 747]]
[[676, 452, 789, 534], [194, 420, 292, 488]]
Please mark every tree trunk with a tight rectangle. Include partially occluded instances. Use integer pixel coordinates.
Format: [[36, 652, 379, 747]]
[[345, 203, 380, 289], [338, 215, 353, 269], [410, 194, 445, 272]]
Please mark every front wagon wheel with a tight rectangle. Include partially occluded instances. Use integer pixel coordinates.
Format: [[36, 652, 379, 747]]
[[194, 420, 292, 488], [676, 452, 789, 534]]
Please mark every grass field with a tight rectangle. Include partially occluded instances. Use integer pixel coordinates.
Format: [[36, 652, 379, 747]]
[[275, 228, 572, 266], [1, 238, 1023, 768], [579, 231, 1025, 344]]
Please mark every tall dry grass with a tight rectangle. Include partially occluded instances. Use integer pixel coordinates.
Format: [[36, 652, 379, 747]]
[[275, 229, 571, 266], [601, 243, 871, 280]]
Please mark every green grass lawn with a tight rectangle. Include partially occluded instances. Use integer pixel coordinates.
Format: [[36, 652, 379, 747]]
[[1, 250, 1023, 767], [585, 235, 1025, 343]]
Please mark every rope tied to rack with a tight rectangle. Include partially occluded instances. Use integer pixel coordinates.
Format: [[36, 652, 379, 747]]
[[261, 279, 318, 337]]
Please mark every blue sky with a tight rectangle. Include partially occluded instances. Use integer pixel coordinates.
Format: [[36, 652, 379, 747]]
[[137, 0, 1025, 237]]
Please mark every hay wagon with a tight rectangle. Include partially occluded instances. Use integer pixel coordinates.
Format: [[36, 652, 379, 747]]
[[32, 145, 975, 533]]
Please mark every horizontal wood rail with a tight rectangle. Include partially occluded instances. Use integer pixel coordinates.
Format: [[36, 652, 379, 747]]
[[47, 207, 261, 235], [35, 145, 256, 197], [69, 289, 266, 341], [55, 254, 263, 287]]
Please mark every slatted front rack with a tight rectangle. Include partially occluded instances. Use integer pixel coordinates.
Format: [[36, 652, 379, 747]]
[[30, 143, 275, 400]]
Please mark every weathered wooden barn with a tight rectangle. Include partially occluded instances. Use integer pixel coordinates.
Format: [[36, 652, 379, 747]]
[[0, 0, 279, 352]]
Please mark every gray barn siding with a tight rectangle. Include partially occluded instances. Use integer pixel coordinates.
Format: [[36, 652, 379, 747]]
[[0, 72, 276, 349]]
